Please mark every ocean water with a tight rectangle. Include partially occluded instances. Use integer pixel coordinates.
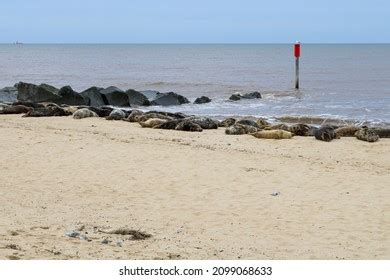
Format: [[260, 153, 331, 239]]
[[0, 44, 389, 124]]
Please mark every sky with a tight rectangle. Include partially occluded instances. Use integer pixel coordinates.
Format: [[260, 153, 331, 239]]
[[0, 0, 389, 43]]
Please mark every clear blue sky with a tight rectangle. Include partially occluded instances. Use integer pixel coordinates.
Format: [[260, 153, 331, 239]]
[[1, 0, 388, 43]]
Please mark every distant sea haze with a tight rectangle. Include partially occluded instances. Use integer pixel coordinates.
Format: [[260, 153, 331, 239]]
[[0, 44, 389, 124]]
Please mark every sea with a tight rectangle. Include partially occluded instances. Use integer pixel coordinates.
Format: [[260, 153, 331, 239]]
[[0, 44, 389, 125]]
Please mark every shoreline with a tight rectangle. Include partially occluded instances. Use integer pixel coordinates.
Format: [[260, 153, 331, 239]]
[[0, 115, 389, 259]]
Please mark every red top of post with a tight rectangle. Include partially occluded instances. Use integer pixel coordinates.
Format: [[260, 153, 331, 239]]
[[294, 42, 301, 58]]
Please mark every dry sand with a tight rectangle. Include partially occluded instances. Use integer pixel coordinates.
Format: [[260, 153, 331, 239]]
[[0, 115, 389, 260]]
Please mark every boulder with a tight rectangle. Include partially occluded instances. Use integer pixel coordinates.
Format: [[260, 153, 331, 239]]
[[140, 90, 160, 101], [58, 86, 86, 105], [0, 87, 18, 103], [79, 87, 105, 107], [150, 92, 190, 106], [16, 82, 61, 103], [229, 91, 262, 101], [126, 89, 150, 106], [100, 86, 129, 107], [194, 96, 211, 104]]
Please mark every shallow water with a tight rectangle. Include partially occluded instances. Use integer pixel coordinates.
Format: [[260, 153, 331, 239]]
[[0, 44, 389, 124]]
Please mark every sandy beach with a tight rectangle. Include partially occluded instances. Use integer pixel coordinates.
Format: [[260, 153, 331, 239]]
[[0, 115, 389, 260]]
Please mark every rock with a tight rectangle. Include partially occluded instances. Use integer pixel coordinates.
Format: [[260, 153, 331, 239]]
[[175, 120, 203, 132], [88, 106, 113, 118], [194, 96, 211, 104], [65, 231, 80, 238], [236, 119, 260, 128], [219, 118, 236, 127], [229, 91, 261, 101], [251, 130, 293, 139], [188, 117, 219, 129], [101, 239, 111, 244], [124, 110, 144, 122], [139, 118, 167, 128], [140, 90, 160, 101], [126, 89, 150, 106], [225, 123, 258, 135], [314, 126, 338, 142], [0, 105, 32, 114], [16, 82, 61, 103], [289, 124, 311, 136], [355, 127, 379, 142], [150, 92, 190, 106], [372, 127, 390, 138], [154, 119, 183, 130], [0, 87, 18, 103], [23, 105, 72, 117], [57, 86, 86, 105], [271, 192, 281, 196], [100, 86, 129, 107], [73, 108, 99, 119], [79, 87, 105, 107], [105, 109, 126, 120], [334, 126, 361, 137]]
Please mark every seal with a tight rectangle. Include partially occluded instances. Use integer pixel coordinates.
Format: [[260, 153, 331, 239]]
[[334, 126, 361, 137], [256, 118, 270, 128], [63, 106, 80, 114], [264, 123, 290, 131], [187, 117, 219, 129], [139, 118, 167, 128], [219, 118, 236, 127], [225, 123, 258, 135], [236, 119, 260, 128], [355, 127, 379, 142], [0, 105, 33, 114], [175, 120, 203, 132], [314, 125, 338, 142], [12, 101, 45, 108], [289, 123, 311, 136], [154, 119, 183, 130], [88, 106, 113, 117], [137, 113, 173, 122], [23, 105, 71, 117], [124, 110, 144, 122], [251, 130, 293, 139], [105, 109, 126, 120], [372, 128, 390, 138], [73, 108, 99, 119]]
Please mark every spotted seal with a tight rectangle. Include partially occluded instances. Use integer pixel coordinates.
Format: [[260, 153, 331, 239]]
[[334, 126, 361, 137], [219, 118, 236, 127], [139, 118, 167, 128], [175, 120, 203, 132], [355, 127, 379, 142], [0, 105, 32, 114], [225, 123, 258, 135], [105, 109, 126, 120]]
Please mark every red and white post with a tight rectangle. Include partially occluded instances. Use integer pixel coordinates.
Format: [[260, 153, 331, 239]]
[[294, 41, 301, 89]]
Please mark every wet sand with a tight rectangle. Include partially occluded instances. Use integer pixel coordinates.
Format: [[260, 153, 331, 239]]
[[0, 115, 389, 259]]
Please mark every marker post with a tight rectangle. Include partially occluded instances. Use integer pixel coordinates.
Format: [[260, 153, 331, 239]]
[[294, 42, 301, 89]]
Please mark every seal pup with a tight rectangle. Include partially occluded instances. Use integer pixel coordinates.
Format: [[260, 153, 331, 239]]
[[219, 118, 236, 127], [0, 105, 32, 114], [225, 123, 258, 135], [251, 130, 293, 139], [73, 108, 99, 119], [289, 123, 311, 136], [314, 125, 338, 142], [139, 118, 167, 128], [105, 109, 126, 120], [175, 120, 203, 132], [334, 126, 361, 137], [355, 127, 379, 142]]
